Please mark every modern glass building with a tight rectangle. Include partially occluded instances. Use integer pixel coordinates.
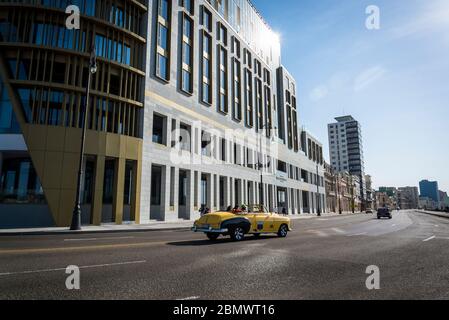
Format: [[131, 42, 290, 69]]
[[0, 0, 325, 228], [419, 180, 440, 203], [0, 0, 147, 228]]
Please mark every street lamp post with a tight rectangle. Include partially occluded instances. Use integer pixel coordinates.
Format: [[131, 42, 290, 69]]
[[70, 45, 97, 231]]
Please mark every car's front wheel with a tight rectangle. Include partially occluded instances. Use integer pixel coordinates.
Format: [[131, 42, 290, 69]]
[[230, 226, 245, 241], [206, 233, 219, 241], [278, 225, 288, 238]]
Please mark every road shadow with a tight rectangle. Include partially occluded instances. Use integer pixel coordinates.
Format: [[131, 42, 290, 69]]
[[167, 235, 275, 247]]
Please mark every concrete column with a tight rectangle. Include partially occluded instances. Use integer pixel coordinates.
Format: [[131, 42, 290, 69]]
[[206, 173, 214, 210], [239, 179, 244, 205], [172, 167, 180, 218], [285, 188, 291, 214], [195, 171, 201, 210], [253, 181, 260, 202], [265, 184, 269, 208], [166, 116, 173, 150], [113, 157, 126, 225], [270, 185, 276, 212], [290, 189, 295, 214], [172, 119, 180, 151], [214, 174, 219, 211], [131, 158, 142, 223], [187, 170, 197, 220], [161, 165, 171, 221], [91, 155, 105, 226], [229, 177, 235, 207], [225, 176, 231, 209], [310, 192, 315, 214]]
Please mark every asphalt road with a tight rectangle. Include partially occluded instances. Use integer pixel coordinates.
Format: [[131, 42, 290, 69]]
[[1, 210, 449, 300]]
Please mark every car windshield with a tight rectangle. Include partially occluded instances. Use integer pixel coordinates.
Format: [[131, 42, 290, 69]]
[[246, 204, 268, 213]]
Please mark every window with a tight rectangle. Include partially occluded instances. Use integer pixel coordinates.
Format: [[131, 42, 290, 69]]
[[201, 31, 212, 104], [232, 58, 241, 121], [179, 123, 191, 152], [255, 78, 263, 130], [201, 131, 212, 157], [181, 14, 193, 94], [152, 114, 166, 145], [244, 49, 252, 68], [182, 0, 194, 15], [244, 69, 253, 127], [264, 86, 272, 137], [0, 155, 46, 204], [155, 0, 171, 81], [232, 37, 240, 58], [218, 24, 227, 46], [220, 138, 227, 162], [202, 6, 212, 32], [218, 45, 228, 113], [277, 160, 287, 173], [151, 166, 162, 205]]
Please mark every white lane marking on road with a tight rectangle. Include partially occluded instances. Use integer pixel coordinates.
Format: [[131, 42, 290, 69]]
[[349, 232, 367, 237], [64, 236, 135, 242], [423, 236, 436, 242], [331, 228, 346, 234], [0, 260, 146, 276], [318, 219, 329, 221], [391, 224, 397, 227], [177, 296, 200, 301]]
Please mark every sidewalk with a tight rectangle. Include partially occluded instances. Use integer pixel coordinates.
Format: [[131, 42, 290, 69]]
[[417, 210, 449, 220], [0, 212, 363, 236]]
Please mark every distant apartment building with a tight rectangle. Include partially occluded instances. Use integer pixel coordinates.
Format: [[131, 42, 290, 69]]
[[365, 175, 374, 210], [439, 191, 449, 210], [397, 187, 419, 209], [324, 162, 362, 213], [328, 116, 366, 209], [378, 187, 397, 198], [419, 180, 440, 203], [375, 191, 396, 210], [419, 197, 439, 211]]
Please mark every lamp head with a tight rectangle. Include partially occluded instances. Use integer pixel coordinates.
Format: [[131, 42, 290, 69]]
[[89, 44, 97, 74]]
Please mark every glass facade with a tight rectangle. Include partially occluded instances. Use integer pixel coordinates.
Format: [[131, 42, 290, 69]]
[[0, 78, 21, 134], [0, 154, 46, 205]]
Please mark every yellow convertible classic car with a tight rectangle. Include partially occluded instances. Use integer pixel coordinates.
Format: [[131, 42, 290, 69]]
[[192, 205, 292, 241]]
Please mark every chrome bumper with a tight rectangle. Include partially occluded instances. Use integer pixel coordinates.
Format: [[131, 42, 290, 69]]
[[191, 227, 228, 233]]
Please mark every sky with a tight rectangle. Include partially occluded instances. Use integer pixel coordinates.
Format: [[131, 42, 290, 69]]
[[253, 0, 449, 192]]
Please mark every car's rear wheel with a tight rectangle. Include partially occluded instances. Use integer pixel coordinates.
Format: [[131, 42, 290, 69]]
[[278, 225, 288, 238], [230, 226, 245, 241], [206, 233, 219, 241]]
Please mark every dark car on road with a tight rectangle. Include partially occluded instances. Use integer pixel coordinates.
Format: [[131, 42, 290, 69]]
[[377, 207, 392, 219]]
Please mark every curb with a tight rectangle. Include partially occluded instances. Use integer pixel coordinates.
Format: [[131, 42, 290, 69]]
[[0, 226, 192, 237], [0, 213, 366, 236]]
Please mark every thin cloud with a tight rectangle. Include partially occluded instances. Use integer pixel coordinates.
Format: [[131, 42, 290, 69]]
[[354, 66, 387, 92], [391, 0, 449, 40], [309, 85, 329, 102]]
